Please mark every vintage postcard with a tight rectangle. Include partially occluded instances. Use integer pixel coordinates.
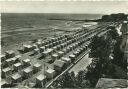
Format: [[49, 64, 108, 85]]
[[0, 1, 128, 88]]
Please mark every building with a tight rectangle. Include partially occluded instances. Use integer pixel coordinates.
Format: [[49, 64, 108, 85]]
[[32, 44, 38, 49], [45, 68, 56, 79], [96, 78, 127, 88], [40, 46, 45, 52], [1, 55, 6, 63], [1, 80, 8, 88], [73, 51, 79, 56], [69, 45, 73, 51], [2, 67, 12, 78], [22, 59, 31, 67], [36, 74, 46, 87], [61, 57, 71, 66], [53, 46, 57, 52], [36, 41, 42, 47], [11, 57, 18, 64], [15, 55, 21, 59], [5, 50, 15, 58], [5, 58, 13, 66], [14, 62, 22, 72], [66, 47, 71, 53], [23, 45, 33, 52], [58, 51, 64, 58], [57, 45, 61, 50], [11, 73, 22, 83], [62, 49, 67, 54], [33, 63, 42, 73], [23, 67, 33, 79], [52, 54, 59, 60], [69, 54, 76, 62], [13, 55, 21, 63], [42, 48, 54, 57], [54, 60, 66, 72], [33, 48, 40, 54]]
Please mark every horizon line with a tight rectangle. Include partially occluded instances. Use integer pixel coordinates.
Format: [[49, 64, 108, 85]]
[[1, 12, 127, 15]]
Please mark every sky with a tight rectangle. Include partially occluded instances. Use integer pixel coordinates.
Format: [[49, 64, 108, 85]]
[[0, 1, 128, 14]]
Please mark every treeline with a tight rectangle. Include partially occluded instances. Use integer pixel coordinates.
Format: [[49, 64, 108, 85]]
[[51, 25, 127, 88], [99, 13, 128, 22]]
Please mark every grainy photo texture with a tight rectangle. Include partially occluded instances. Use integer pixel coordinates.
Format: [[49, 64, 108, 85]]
[[0, 1, 128, 88]]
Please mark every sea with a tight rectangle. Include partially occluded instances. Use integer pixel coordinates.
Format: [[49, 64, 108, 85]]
[[1, 13, 102, 31]]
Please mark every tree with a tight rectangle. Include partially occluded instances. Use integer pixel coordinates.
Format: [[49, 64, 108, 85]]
[[76, 70, 86, 86], [53, 72, 76, 88], [87, 30, 116, 86], [89, 35, 105, 58], [113, 37, 125, 69], [107, 26, 119, 40], [80, 80, 91, 88]]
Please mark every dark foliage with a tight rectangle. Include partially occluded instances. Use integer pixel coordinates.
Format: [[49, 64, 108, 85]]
[[101, 13, 127, 22]]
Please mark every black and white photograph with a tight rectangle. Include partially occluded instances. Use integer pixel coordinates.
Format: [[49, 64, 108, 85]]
[[0, 1, 128, 88]]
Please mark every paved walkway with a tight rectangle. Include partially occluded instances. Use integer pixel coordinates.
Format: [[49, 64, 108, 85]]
[[69, 54, 92, 75]]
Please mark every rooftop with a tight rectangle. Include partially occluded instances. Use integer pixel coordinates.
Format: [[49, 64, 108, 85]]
[[23, 45, 32, 48], [23, 67, 33, 73], [54, 60, 65, 68], [6, 58, 12, 62], [14, 62, 22, 67], [23, 59, 30, 63], [52, 54, 58, 57], [46, 68, 55, 73], [36, 74, 46, 81], [11, 57, 17, 61], [1, 80, 7, 86], [2, 67, 11, 72], [69, 54, 75, 58], [1, 55, 6, 58], [36, 41, 42, 44], [5, 50, 15, 54], [58, 51, 64, 54], [15, 55, 21, 59], [34, 48, 39, 51], [96, 78, 127, 88], [33, 63, 42, 68], [61, 57, 71, 62], [43, 48, 53, 54], [47, 48, 53, 52], [40, 46, 45, 49], [12, 73, 21, 80]]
